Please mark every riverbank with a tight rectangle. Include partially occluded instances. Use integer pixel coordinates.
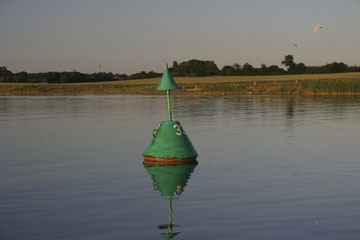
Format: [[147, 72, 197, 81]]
[[1, 72, 360, 95]]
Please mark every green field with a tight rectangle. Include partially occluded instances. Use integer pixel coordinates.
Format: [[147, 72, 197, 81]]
[[1, 72, 360, 95]]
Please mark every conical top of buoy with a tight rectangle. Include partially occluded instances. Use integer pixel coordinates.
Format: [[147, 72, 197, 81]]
[[157, 63, 179, 91]]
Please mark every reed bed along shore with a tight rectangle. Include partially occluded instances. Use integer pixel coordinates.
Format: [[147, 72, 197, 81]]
[[1, 72, 360, 95]]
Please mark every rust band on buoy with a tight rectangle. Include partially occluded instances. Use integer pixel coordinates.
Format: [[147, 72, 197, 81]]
[[143, 155, 198, 165]]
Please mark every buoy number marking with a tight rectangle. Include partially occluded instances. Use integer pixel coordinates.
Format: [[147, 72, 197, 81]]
[[152, 124, 160, 137], [174, 124, 186, 136]]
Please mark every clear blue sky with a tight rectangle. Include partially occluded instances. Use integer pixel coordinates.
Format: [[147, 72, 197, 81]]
[[1, 0, 359, 74]]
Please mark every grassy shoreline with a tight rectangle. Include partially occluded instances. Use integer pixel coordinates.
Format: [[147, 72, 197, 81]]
[[1, 72, 360, 95]]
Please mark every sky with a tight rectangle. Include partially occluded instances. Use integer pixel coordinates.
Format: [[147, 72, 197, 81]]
[[1, 0, 360, 74]]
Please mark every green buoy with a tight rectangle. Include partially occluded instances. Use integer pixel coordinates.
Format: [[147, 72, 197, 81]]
[[144, 163, 197, 239], [143, 63, 198, 165]]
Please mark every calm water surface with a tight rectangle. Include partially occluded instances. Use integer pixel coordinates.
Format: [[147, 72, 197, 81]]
[[1, 94, 360, 240]]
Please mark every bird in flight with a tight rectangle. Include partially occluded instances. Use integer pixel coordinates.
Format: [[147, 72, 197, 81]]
[[292, 43, 298, 47], [314, 24, 324, 33]]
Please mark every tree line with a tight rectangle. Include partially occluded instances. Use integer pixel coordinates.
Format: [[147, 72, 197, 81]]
[[1, 55, 360, 83], [169, 56, 360, 77], [0, 67, 161, 83]]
